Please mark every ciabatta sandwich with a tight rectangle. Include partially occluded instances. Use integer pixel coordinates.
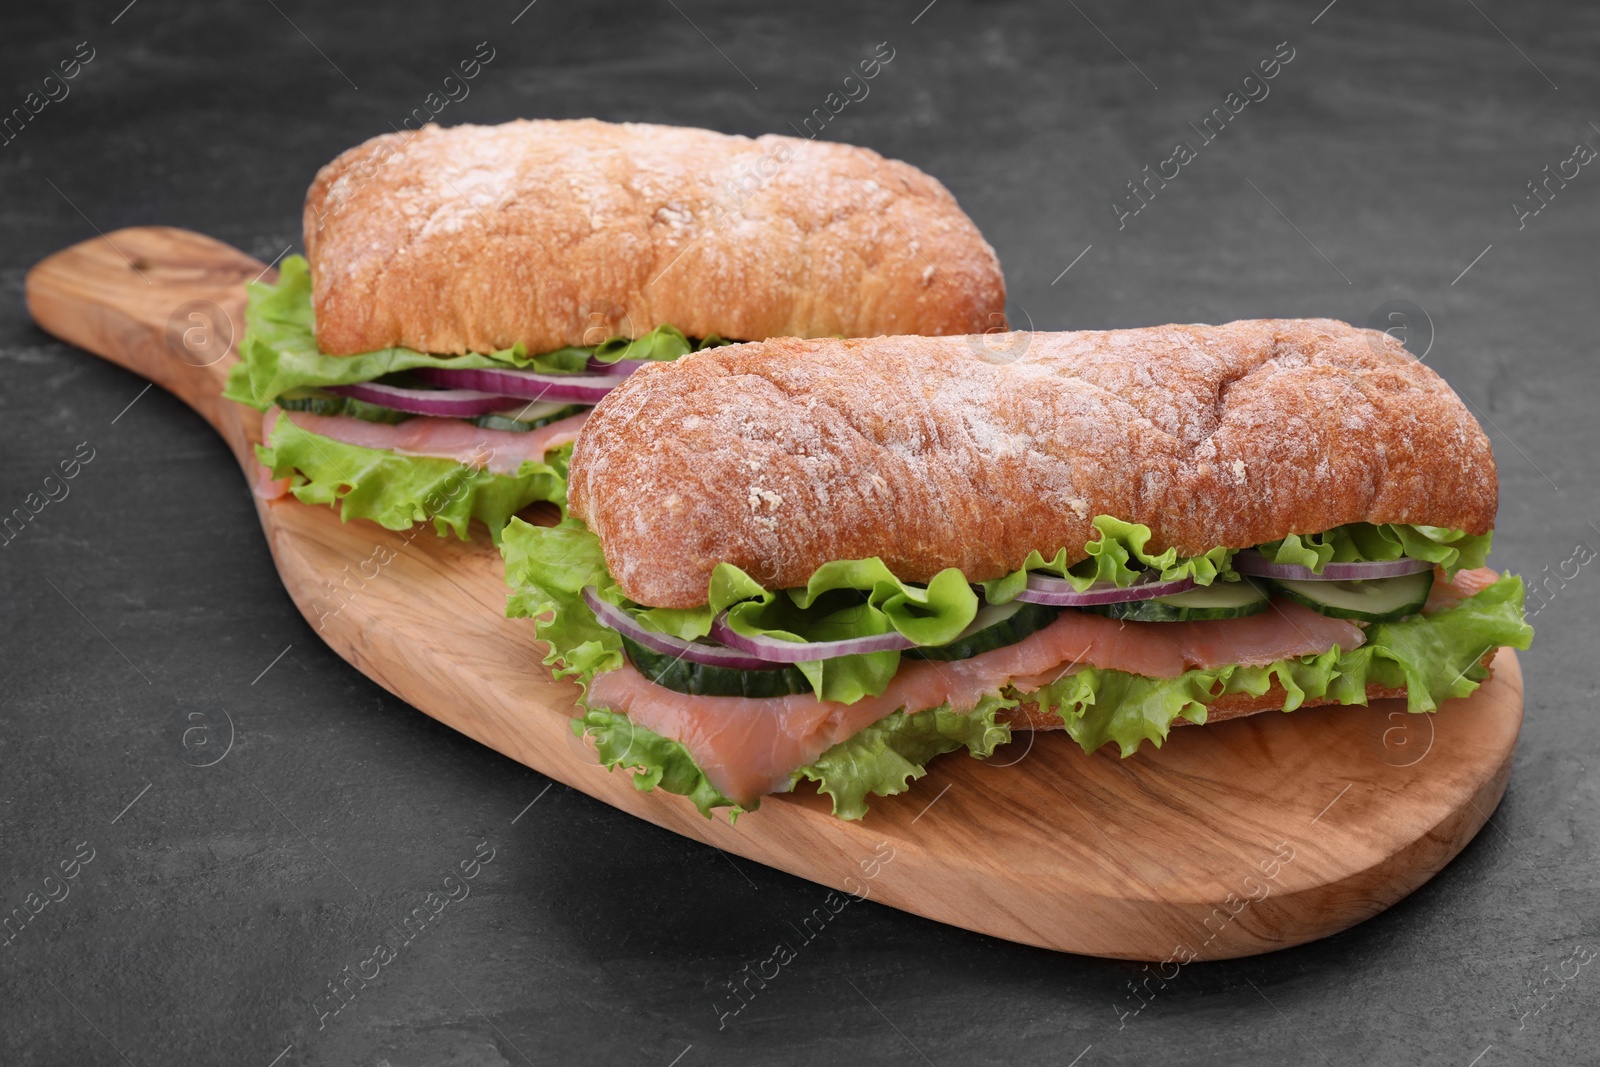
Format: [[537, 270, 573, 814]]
[[503, 320, 1533, 818], [227, 119, 1004, 540]]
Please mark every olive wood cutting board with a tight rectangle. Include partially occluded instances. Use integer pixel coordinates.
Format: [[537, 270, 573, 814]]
[[25, 226, 1525, 961]]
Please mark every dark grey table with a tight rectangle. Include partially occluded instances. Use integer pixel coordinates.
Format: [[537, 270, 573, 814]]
[[3, 2, 1595, 1064]]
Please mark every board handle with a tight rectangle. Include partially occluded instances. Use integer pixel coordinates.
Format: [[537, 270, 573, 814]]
[[25, 226, 272, 470]]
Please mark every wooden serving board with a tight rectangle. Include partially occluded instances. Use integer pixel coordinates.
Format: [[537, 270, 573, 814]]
[[26, 227, 1525, 961]]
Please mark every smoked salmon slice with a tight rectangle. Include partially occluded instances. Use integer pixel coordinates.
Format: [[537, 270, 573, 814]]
[[1424, 566, 1499, 611], [588, 598, 1367, 804]]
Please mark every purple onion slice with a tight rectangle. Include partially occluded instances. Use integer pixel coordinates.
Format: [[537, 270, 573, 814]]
[[582, 588, 777, 671], [325, 382, 521, 418], [708, 613, 917, 663], [412, 366, 620, 403], [1013, 572, 1196, 607], [1232, 549, 1434, 582]]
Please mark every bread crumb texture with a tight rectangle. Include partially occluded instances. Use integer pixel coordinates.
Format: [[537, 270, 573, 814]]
[[304, 119, 1006, 354], [569, 321, 1498, 608]]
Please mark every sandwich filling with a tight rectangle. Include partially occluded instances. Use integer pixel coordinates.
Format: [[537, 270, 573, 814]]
[[226, 257, 731, 541], [503, 516, 1532, 820]]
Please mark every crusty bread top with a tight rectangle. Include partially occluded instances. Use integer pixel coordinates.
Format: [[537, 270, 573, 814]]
[[302, 119, 1005, 355], [568, 320, 1498, 608]]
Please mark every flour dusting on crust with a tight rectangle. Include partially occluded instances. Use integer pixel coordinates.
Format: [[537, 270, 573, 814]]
[[569, 321, 1497, 608], [303, 119, 1006, 355]]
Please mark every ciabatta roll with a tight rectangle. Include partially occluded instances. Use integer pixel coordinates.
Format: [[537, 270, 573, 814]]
[[230, 118, 1005, 544], [570, 320, 1496, 608], [504, 319, 1530, 819], [305, 120, 1006, 356]]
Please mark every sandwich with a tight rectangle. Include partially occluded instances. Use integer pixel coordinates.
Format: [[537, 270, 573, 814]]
[[226, 119, 1005, 540], [502, 320, 1533, 819]]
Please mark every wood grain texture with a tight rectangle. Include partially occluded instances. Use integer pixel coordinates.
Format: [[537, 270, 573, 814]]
[[24, 227, 1526, 961]]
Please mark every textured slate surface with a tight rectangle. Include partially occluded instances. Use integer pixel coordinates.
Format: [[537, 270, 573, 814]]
[[2, 1, 1596, 1064]]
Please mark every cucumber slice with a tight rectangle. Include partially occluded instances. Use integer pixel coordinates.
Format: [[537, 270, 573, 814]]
[[621, 635, 812, 698], [1270, 570, 1433, 622], [1083, 580, 1270, 622], [473, 414, 535, 432], [905, 600, 1061, 661], [277, 391, 413, 425], [497, 400, 574, 420], [472, 404, 583, 433]]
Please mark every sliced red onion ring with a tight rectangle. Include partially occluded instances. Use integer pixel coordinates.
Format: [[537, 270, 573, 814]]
[[582, 588, 777, 671], [1014, 572, 1196, 607], [413, 366, 620, 403], [709, 612, 917, 662], [325, 382, 520, 417], [1232, 549, 1434, 582], [586, 357, 653, 376]]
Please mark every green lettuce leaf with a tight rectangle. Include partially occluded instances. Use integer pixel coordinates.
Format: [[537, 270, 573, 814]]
[[257, 415, 567, 543], [503, 519, 980, 704], [569, 695, 1013, 822], [225, 256, 531, 410], [636, 559, 979, 704], [223, 254, 722, 409], [531, 325, 727, 375], [790, 695, 1014, 820], [1035, 574, 1532, 754], [1259, 522, 1491, 578], [573, 706, 745, 820], [1331, 572, 1533, 712], [499, 511, 1523, 723], [499, 519, 1529, 819], [981, 516, 1235, 603], [600, 515, 1231, 703], [501, 517, 625, 689], [537, 574, 1531, 821], [1033, 650, 1343, 757]]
